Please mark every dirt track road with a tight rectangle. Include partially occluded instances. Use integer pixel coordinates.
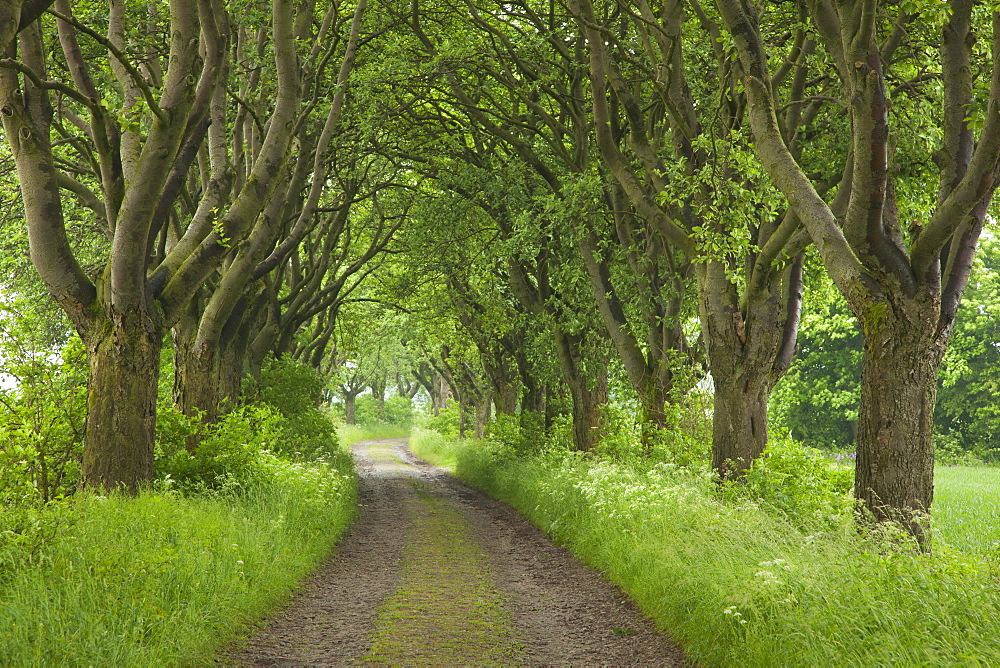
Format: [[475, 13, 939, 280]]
[[226, 438, 686, 665]]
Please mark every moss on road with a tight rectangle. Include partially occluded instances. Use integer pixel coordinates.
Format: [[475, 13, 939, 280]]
[[362, 477, 524, 665]]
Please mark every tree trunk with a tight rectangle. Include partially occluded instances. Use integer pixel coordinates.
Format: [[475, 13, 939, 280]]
[[697, 261, 792, 479], [458, 394, 469, 437], [370, 373, 387, 420], [855, 311, 944, 547], [515, 351, 545, 415], [553, 330, 607, 451], [569, 372, 607, 452], [494, 382, 518, 415], [173, 313, 247, 431], [218, 335, 245, 409], [638, 385, 669, 449], [436, 374, 451, 413], [578, 233, 682, 449], [82, 310, 162, 493], [344, 393, 358, 425], [174, 341, 221, 423], [474, 393, 492, 439], [710, 372, 770, 478]]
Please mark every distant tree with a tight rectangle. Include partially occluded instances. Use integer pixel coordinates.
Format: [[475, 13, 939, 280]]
[[936, 236, 1000, 455], [770, 268, 862, 449]]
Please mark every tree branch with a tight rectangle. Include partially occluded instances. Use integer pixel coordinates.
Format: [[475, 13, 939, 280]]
[[46, 8, 165, 122]]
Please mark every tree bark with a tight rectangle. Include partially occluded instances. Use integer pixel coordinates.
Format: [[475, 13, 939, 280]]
[[172, 300, 247, 429], [697, 261, 789, 478], [554, 330, 607, 451], [494, 382, 518, 415], [174, 341, 219, 422], [82, 308, 161, 492], [709, 372, 769, 478], [474, 392, 492, 439], [370, 373, 387, 420], [855, 301, 944, 546]]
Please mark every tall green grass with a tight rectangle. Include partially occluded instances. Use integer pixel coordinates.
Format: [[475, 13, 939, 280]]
[[412, 429, 1000, 666], [0, 454, 356, 665], [934, 466, 1000, 557], [338, 422, 412, 446]]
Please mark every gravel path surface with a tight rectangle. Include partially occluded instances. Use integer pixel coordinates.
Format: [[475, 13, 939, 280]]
[[224, 438, 687, 666]]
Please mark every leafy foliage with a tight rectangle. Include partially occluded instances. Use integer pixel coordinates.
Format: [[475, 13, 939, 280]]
[[352, 394, 414, 426], [935, 237, 1000, 459], [154, 405, 277, 494], [770, 274, 862, 450], [0, 301, 86, 505], [250, 356, 342, 462], [720, 439, 854, 530]]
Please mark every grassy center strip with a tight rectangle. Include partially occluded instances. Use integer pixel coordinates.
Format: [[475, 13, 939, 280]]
[[362, 478, 523, 666]]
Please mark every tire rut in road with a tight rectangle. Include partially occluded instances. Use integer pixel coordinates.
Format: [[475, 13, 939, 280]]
[[224, 437, 686, 666]]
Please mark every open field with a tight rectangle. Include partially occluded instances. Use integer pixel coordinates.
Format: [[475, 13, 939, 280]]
[[934, 466, 1000, 557]]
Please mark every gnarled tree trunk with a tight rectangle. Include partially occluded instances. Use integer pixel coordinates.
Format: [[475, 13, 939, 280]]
[[82, 309, 162, 492], [855, 299, 945, 544], [709, 372, 770, 477], [474, 392, 492, 439], [697, 260, 797, 479]]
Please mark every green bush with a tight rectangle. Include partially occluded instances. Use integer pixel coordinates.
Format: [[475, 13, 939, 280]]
[[247, 355, 341, 461], [422, 405, 462, 435], [352, 396, 380, 424], [0, 332, 86, 505], [383, 395, 414, 424], [593, 395, 712, 469], [720, 438, 854, 529], [353, 395, 414, 426], [934, 431, 1000, 466], [484, 413, 532, 455], [651, 393, 713, 468], [279, 408, 344, 461], [155, 404, 278, 493], [254, 356, 326, 416]]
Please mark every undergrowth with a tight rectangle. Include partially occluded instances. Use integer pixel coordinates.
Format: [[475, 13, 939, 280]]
[[0, 355, 357, 664], [0, 454, 356, 665], [411, 428, 1000, 666]]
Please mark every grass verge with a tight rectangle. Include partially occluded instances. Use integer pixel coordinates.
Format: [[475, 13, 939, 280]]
[[412, 428, 1000, 666], [0, 454, 356, 665]]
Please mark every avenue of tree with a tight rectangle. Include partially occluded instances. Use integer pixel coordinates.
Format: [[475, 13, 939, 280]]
[[2, 0, 999, 545]]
